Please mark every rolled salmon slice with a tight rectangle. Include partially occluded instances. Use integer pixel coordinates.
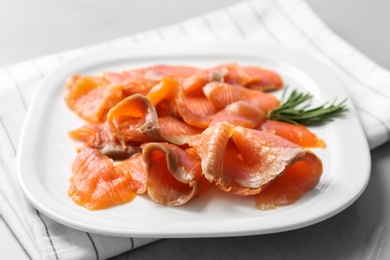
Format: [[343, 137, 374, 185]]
[[141, 142, 206, 206], [107, 94, 161, 143], [187, 122, 234, 184]]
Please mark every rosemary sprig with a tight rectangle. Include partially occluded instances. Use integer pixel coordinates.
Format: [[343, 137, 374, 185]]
[[267, 88, 348, 126]]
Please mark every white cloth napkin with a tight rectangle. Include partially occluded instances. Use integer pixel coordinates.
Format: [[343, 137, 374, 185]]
[[1, 0, 390, 259]]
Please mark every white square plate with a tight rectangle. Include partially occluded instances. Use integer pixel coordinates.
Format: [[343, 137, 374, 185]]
[[17, 43, 370, 237]]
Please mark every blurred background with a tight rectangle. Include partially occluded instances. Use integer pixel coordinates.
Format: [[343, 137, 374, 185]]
[[1, 0, 389, 69]]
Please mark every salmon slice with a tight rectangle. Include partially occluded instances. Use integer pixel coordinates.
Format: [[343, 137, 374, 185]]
[[260, 120, 326, 148], [107, 65, 199, 83], [68, 122, 140, 160], [145, 77, 217, 127], [155, 99, 177, 118], [255, 151, 323, 210], [175, 90, 212, 129], [182, 67, 227, 94], [69, 122, 115, 148], [144, 65, 200, 81], [158, 117, 203, 138], [107, 94, 161, 143], [141, 142, 205, 206], [177, 81, 278, 129], [103, 71, 155, 96], [209, 101, 266, 128], [182, 63, 283, 93], [187, 122, 234, 183], [224, 126, 305, 195], [184, 94, 217, 116], [217, 64, 249, 86], [114, 153, 148, 194], [107, 94, 200, 145], [65, 75, 123, 123], [211, 63, 283, 91], [68, 147, 142, 210], [203, 82, 280, 113], [188, 123, 306, 195], [146, 77, 179, 106], [240, 65, 283, 91], [103, 65, 199, 96]]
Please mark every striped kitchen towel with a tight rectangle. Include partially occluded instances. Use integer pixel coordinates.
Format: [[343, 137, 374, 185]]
[[1, 0, 389, 259]]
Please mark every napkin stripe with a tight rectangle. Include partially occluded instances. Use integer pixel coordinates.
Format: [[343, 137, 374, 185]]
[[225, 10, 248, 39], [249, 0, 281, 42], [231, 2, 276, 42], [36, 210, 59, 260], [2, 68, 27, 110], [0, 160, 36, 246], [86, 232, 99, 260], [0, 192, 41, 260], [358, 109, 390, 139], [0, 118, 16, 155], [30, 60, 45, 80], [130, 237, 134, 250]]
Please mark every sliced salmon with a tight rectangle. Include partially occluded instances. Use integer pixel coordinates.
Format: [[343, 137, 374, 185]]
[[103, 70, 154, 96], [182, 67, 227, 94], [69, 122, 115, 148], [223, 126, 305, 195], [65, 75, 123, 123], [203, 82, 280, 113], [184, 94, 217, 117], [66, 62, 327, 210], [158, 117, 203, 141], [68, 122, 140, 160], [177, 81, 279, 129], [146, 77, 180, 106], [103, 65, 199, 96], [114, 153, 148, 194], [209, 101, 266, 128], [68, 147, 141, 210], [240, 65, 283, 91], [260, 120, 326, 148], [141, 142, 205, 206], [255, 151, 323, 210], [187, 123, 305, 195], [145, 65, 200, 81], [107, 94, 161, 144], [175, 89, 212, 129], [182, 63, 283, 93], [187, 122, 234, 183]]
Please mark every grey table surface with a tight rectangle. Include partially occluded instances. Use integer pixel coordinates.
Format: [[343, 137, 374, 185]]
[[1, 0, 390, 259]]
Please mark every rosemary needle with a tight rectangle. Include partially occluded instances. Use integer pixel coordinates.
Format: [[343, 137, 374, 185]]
[[267, 88, 348, 126]]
